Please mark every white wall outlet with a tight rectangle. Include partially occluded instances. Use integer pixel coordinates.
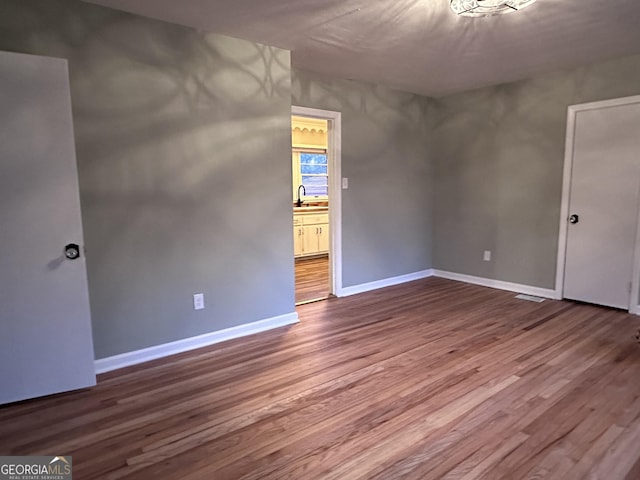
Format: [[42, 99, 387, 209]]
[[342, 177, 349, 189], [483, 250, 491, 261], [193, 293, 205, 310]]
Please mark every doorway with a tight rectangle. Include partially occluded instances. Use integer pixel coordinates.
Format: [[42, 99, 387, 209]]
[[291, 106, 342, 305], [555, 95, 640, 313]]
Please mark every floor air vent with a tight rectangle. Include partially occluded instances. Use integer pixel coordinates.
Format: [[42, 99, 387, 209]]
[[515, 294, 545, 303]]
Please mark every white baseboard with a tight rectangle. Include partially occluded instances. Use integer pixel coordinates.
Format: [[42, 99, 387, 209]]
[[94, 312, 299, 374], [432, 270, 556, 299], [337, 269, 434, 297], [337, 268, 554, 299]]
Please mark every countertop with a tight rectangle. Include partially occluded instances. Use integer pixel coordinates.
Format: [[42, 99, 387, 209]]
[[293, 205, 329, 213]]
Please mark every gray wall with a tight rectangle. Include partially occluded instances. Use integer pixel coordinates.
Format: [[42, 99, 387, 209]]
[[1, 0, 294, 358], [292, 69, 433, 287], [432, 54, 640, 289]]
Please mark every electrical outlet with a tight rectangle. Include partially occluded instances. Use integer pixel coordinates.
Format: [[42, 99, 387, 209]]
[[342, 177, 349, 189], [483, 250, 491, 261], [193, 293, 205, 310]]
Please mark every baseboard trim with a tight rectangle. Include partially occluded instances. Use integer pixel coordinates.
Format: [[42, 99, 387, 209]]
[[94, 312, 299, 374], [337, 269, 434, 297], [432, 270, 556, 298]]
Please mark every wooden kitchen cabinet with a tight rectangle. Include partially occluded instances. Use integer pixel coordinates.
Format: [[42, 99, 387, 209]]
[[293, 211, 329, 257]]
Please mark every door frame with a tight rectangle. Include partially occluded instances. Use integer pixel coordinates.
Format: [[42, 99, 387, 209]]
[[291, 105, 343, 297], [554, 94, 640, 314]]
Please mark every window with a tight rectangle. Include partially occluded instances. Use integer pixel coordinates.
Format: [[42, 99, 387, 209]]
[[293, 150, 328, 200]]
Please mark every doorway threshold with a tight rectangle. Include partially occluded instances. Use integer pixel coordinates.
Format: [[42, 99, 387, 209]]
[[296, 294, 335, 306], [296, 296, 328, 306]]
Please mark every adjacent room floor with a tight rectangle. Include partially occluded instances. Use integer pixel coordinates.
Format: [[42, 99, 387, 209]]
[[2, 277, 640, 479], [295, 254, 329, 304]]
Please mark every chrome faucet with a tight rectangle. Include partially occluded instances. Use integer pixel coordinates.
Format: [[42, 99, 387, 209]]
[[296, 184, 306, 207]]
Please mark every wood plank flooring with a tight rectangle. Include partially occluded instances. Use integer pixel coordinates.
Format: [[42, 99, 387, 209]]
[[295, 254, 329, 304], [2, 277, 640, 479]]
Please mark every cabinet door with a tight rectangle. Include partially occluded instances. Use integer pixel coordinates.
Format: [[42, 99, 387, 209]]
[[303, 225, 319, 255], [317, 224, 329, 253], [293, 226, 304, 257]]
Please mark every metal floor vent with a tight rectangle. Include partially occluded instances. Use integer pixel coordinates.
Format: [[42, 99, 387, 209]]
[[515, 294, 546, 303]]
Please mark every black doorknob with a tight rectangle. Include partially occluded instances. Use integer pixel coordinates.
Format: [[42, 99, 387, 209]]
[[569, 214, 579, 224], [65, 243, 80, 260]]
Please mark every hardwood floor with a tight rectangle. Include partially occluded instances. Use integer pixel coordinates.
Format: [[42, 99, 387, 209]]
[[295, 254, 329, 304], [2, 277, 640, 479]]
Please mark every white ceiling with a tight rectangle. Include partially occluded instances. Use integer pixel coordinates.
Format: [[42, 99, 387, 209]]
[[84, 0, 640, 97]]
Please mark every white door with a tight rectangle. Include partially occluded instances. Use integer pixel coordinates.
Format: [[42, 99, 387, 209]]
[[563, 101, 640, 309], [0, 51, 96, 405]]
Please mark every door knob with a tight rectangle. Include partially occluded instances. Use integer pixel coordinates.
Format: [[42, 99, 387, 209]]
[[569, 214, 579, 224], [65, 243, 80, 260]]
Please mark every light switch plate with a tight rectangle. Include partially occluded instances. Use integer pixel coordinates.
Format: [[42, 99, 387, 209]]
[[342, 177, 349, 189]]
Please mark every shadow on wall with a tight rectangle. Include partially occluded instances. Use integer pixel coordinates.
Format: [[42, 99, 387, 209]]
[[292, 69, 433, 286], [430, 54, 640, 289], [431, 82, 566, 288], [0, 0, 295, 358]]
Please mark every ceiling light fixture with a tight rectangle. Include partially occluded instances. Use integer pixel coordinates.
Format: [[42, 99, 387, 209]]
[[450, 0, 536, 17]]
